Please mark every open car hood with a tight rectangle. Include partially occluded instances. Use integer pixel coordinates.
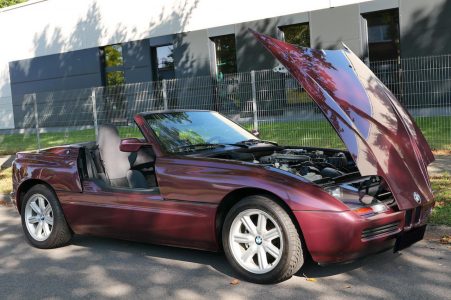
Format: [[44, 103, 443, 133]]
[[252, 30, 434, 210]]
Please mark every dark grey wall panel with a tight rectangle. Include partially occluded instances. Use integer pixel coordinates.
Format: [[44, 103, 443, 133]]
[[360, 0, 398, 13], [123, 39, 151, 68], [400, 0, 451, 57], [149, 35, 174, 47], [235, 18, 279, 72], [173, 30, 211, 77], [9, 48, 101, 84], [10, 73, 103, 128], [276, 12, 309, 28], [14, 89, 95, 129], [207, 25, 234, 37], [122, 39, 152, 83], [310, 4, 363, 57], [10, 73, 102, 103], [235, 11, 310, 72], [9, 47, 103, 128], [173, 30, 213, 108], [124, 67, 152, 84]]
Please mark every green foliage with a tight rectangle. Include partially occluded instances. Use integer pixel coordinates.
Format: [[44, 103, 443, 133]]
[[106, 71, 125, 86], [282, 24, 310, 47], [179, 130, 205, 145], [104, 45, 123, 67], [0, 0, 26, 9]]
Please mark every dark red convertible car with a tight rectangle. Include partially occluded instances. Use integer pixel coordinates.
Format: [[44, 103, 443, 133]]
[[11, 32, 435, 283]]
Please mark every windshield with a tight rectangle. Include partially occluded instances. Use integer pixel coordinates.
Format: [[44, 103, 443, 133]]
[[144, 111, 257, 152]]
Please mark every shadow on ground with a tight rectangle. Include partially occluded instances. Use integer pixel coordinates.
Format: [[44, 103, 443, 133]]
[[0, 206, 449, 299]]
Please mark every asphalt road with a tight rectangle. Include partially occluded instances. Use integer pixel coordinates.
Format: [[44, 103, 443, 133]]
[[0, 205, 449, 300]]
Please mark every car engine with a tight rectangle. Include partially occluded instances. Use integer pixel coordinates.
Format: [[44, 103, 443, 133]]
[[258, 148, 355, 182]]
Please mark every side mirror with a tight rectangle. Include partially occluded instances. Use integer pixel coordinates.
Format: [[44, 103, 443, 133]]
[[119, 138, 149, 152], [251, 129, 260, 138]]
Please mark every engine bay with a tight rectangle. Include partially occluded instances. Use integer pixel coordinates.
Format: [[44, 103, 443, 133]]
[[209, 146, 395, 209], [209, 146, 358, 183], [258, 148, 355, 182]]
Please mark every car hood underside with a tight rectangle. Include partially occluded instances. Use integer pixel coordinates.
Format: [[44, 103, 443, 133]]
[[252, 30, 434, 210]]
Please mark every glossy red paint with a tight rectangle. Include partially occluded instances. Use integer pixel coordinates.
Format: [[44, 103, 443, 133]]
[[154, 156, 348, 212], [252, 30, 434, 210], [57, 182, 218, 251], [119, 138, 148, 153], [12, 147, 82, 208], [11, 34, 436, 266], [11, 119, 432, 263], [134, 114, 165, 156], [295, 210, 404, 263]]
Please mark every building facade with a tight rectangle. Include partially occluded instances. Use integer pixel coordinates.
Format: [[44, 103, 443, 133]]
[[0, 0, 450, 129]]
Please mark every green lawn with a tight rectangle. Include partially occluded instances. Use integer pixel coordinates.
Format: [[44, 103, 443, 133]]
[[429, 174, 451, 226], [257, 119, 344, 149], [0, 127, 142, 155], [0, 116, 450, 155], [254, 116, 451, 150], [0, 167, 12, 195]]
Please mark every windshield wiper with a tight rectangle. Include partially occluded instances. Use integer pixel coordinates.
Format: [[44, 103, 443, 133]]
[[233, 139, 279, 146], [175, 143, 226, 152]]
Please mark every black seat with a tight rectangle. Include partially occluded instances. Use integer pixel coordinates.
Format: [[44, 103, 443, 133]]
[[97, 124, 149, 189]]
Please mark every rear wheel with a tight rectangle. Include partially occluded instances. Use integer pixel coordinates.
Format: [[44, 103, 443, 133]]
[[21, 184, 72, 248], [222, 195, 303, 283]]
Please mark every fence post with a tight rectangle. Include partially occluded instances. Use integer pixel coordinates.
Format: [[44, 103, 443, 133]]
[[162, 79, 168, 110], [32, 93, 41, 152], [91, 89, 98, 140], [251, 70, 258, 130]]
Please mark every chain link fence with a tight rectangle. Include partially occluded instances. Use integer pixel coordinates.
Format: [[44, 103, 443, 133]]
[[1, 54, 450, 155]]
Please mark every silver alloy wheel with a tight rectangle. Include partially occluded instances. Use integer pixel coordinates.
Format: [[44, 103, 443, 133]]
[[24, 194, 54, 241], [229, 209, 284, 274]]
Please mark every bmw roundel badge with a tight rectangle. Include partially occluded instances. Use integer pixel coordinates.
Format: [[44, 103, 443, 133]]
[[413, 192, 421, 204]]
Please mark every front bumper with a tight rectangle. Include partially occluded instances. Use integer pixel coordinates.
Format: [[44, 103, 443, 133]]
[[294, 202, 434, 264]]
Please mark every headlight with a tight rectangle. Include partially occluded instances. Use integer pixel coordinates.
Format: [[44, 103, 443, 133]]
[[326, 185, 390, 217], [327, 187, 343, 199]]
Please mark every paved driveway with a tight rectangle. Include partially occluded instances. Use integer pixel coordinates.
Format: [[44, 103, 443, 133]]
[[0, 206, 449, 300]]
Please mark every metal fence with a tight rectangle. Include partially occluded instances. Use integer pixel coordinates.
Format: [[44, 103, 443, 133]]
[[1, 54, 451, 155]]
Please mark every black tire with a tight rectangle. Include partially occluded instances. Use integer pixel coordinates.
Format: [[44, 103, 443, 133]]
[[222, 195, 303, 283], [21, 184, 73, 248]]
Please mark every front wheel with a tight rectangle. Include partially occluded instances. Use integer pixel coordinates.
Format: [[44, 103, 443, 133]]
[[222, 195, 304, 283], [21, 184, 73, 248]]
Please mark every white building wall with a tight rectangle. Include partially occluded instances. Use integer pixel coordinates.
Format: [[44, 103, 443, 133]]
[[0, 0, 372, 129]]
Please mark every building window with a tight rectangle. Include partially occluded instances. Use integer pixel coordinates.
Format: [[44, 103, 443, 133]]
[[362, 9, 400, 61], [279, 23, 310, 47], [152, 44, 175, 80], [105, 71, 125, 86], [102, 44, 125, 86], [211, 35, 237, 77], [156, 45, 174, 70]]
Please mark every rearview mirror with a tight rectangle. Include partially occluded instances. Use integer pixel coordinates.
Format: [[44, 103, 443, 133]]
[[119, 138, 150, 152]]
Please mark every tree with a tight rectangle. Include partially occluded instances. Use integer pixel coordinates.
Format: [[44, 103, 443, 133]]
[[0, 0, 27, 9]]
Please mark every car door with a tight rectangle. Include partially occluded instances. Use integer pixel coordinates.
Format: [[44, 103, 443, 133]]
[[64, 167, 217, 251]]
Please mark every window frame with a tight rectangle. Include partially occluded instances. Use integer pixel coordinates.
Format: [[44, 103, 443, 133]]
[[210, 34, 238, 77], [361, 8, 401, 62], [278, 23, 311, 48], [151, 43, 175, 81], [101, 44, 126, 86]]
